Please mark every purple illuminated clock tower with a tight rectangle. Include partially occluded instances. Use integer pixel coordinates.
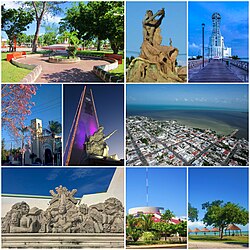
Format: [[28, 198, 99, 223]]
[[64, 86, 99, 166]]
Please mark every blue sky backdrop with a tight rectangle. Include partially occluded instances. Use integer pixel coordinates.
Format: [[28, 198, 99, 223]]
[[2, 84, 62, 149], [126, 1, 187, 66], [189, 1, 249, 58], [2, 167, 116, 198], [189, 168, 249, 230], [63, 84, 124, 159], [126, 168, 187, 218], [127, 84, 248, 111]]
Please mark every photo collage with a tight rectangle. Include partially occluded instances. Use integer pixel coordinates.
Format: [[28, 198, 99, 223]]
[[1, 0, 249, 249]]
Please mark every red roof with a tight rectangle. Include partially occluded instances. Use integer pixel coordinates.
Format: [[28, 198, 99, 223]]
[[170, 218, 181, 224]]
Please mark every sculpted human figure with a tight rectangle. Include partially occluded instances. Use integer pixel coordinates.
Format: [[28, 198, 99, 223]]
[[142, 8, 165, 45], [85, 126, 117, 157], [127, 7, 186, 82], [103, 198, 124, 233]]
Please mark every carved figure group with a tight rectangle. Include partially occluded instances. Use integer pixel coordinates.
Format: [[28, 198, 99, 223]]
[[2, 186, 124, 234], [127, 8, 186, 82]]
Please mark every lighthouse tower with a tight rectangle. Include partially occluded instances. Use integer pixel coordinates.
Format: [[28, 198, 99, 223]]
[[209, 12, 231, 59]]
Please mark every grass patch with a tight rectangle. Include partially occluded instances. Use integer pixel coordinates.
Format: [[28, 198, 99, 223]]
[[109, 59, 124, 80], [77, 50, 124, 57], [189, 235, 249, 244], [127, 240, 186, 246], [1, 52, 31, 82]]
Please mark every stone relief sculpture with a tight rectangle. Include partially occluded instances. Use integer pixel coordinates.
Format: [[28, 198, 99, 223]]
[[127, 8, 187, 82], [84, 126, 119, 160], [2, 185, 124, 234]]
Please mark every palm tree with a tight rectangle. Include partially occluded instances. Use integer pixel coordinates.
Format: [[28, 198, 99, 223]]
[[45, 121, 62, 166], [161, 209, 175, 223], [139, 214, 153, 231]]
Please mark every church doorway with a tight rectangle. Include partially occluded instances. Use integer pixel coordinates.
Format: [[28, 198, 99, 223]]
[[45, 148, 53, 165]]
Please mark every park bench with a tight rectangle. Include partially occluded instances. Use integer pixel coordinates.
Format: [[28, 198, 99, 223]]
[[7, 51, 26, 62], [104, 53, 122, 64]]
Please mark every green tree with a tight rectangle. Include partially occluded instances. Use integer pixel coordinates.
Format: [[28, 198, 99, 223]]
[[1, 139, 8, 163], [161, 209, 175, 223], [18, 126, 29, 166], [188, 203, 199, 222], [176, 221, 187, 236], [152, 222, 171, 240], [202, 200, 249, 239], [42, 24, 58, 45], [23, 1, 63, 52], [1, 5, 34, 51], [139, 214, 154, 231], [126, 215, 142, 242], [44, 121, 62, 166], [61, 1, 124, 53]]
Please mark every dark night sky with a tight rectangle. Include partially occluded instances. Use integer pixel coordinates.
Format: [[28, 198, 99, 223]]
[[63, 84, 124, 159]]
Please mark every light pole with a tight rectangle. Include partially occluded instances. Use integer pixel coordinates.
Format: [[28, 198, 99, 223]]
[[202, 23, 205, 67]]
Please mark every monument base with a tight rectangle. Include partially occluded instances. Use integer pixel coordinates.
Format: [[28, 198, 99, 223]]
[[127, 57, 186, 83], [81, 155, 124, 166], [2, 233, 124, 248]]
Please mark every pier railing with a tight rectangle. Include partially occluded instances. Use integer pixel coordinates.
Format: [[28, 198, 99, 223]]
[[188, 59, 209, 69], [222, 59, 248, 71]]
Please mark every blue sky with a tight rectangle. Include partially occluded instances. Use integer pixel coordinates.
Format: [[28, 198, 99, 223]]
[[2, 167, 116, 198], [63, 84, 124, 159], [2, 84, 62, 150], [189, 2, 249, 58], [126, 2, 187, 66], [127, 84, 248, 111], [189, 168, 249, 230], [2, 1, 74, 38], [126, 168, 187, 217]]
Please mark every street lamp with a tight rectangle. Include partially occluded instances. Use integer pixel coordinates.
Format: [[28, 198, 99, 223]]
[[202, 23, 205, 67]]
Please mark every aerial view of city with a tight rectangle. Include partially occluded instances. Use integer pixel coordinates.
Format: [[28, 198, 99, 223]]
[[126, 85, 248, 166]]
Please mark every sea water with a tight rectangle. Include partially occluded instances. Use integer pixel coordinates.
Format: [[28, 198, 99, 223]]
[[127, 105, 248, 139]]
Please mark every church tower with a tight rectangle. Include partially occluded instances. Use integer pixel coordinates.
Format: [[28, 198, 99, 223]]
[[31, 118, 43, 159]]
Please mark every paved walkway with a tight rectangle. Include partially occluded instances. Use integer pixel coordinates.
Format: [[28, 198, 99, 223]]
[[18, 55, 109, 82], [189, 60, 242, 82], [189, 241, 248, 249]]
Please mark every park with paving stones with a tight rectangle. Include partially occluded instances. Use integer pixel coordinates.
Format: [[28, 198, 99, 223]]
[[17, 54, 109, 82]]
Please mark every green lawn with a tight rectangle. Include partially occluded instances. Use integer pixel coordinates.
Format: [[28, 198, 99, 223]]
[[189, 235, 249, 244], [109, 59, 124, 80], [77, 50, 124, 57], [2, 52, 31, 82]]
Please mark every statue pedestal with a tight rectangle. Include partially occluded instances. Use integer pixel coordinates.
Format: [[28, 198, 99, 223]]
[[127, 57, 186, 82], [2, 233, 124, 248], [81, 155, 124, 166]]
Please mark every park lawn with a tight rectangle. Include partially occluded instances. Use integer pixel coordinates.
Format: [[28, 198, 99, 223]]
[[77, 50, 124, 57], [109, 59, 124, 80], [1, 52, 31, 82], [127, 240, 186, 246], [189, 235, 249, 244]]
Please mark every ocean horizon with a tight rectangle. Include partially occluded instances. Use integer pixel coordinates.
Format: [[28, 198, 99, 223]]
[[127, 105, 248, 139]]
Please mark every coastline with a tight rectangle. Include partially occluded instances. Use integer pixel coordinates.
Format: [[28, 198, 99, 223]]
[[127, 109, 248, 139]]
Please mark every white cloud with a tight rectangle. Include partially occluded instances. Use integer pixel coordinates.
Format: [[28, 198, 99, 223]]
[[188, 42, 200, 49], [45, 14, 62, 25], [70, 169, 95, 181], [2, 1, 22, 9], [47, 169, 61, 181], [188, 220, 206, 229]]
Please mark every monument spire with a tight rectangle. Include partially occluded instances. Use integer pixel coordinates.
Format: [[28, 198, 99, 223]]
[[64, 86, 99, 166]]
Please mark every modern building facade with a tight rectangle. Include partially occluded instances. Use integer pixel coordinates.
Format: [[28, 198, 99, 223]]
[[208, 12, 231, 59]]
